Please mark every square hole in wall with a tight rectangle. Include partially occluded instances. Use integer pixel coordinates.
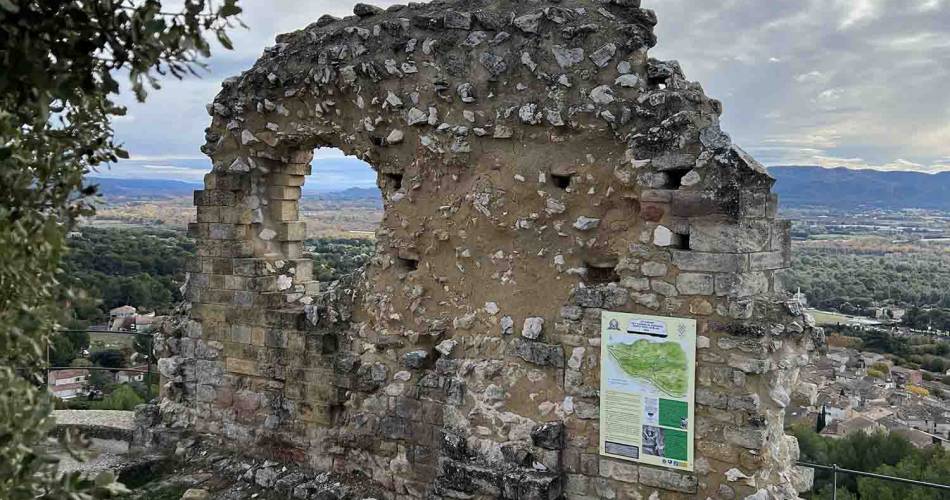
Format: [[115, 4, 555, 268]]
[[585, 260, 619, 285], [551, 173, 573, 189], [665, 168, 690, 189]]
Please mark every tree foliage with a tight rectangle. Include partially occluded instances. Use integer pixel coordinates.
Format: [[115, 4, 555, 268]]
[[784, 247, 950, 333], [91, 384, 143, 411], [0, 1, 241, 497], [60, 228, 193, 323], [791, 424, 950, 499], [307, 238, 375, 282]]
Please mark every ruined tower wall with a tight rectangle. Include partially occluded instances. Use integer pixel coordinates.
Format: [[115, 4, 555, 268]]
[[156, 1, 823, 498]]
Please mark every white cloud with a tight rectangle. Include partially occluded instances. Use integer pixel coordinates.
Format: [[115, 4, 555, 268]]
[[794, 71, 827, 84], [811, 155, 950, 173], [105, 0, 950, 185], [92, 162, 208, 181], [838, 0, 883, 29]]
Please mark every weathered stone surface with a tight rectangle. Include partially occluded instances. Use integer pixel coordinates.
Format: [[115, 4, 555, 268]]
[[599, 459, 638, 483], [573, 216, 601, 231], [353, 3, 382, 17], [158, 2, 818, 499], [531, 422, 564, 450], [691, 217, 770, 253], [180, 489, 210, 500], [676, 273, 715, 295], [511, 338, 564, 368], [638, 466, 698, 493], [521, 317, 545, 340]]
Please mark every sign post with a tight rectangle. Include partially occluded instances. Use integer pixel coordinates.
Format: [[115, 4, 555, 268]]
[[599, 311, 697, 471]]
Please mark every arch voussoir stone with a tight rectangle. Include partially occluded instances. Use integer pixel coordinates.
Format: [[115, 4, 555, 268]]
[[156, 0, 824, 498]]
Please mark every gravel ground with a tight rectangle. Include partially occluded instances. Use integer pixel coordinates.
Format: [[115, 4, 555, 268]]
[[49, 410, 137, 476], [53, 409, 135, 430], [52, 437, 132, 475]]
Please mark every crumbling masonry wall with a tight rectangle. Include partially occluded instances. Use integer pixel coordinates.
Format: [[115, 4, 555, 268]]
[[156, 0, 824, 498]]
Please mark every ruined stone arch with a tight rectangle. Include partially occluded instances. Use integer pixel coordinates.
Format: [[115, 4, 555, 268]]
[[158, 1, 823, 498]]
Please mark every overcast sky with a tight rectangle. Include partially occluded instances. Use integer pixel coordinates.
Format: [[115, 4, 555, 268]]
[[103, 0, 950, 186]]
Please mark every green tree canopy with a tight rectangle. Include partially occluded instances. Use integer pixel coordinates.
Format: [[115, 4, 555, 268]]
[[0, 1, 241, 497]]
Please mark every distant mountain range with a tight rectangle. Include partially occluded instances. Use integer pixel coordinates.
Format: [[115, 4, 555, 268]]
[[89, 177, 200, 199], [90, 167, 950, 210], [768, 166, 950, 210], [313, 187, 381, 201]]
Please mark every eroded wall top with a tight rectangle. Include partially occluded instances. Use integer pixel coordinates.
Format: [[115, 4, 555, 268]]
[[163, 1, 824, 499]]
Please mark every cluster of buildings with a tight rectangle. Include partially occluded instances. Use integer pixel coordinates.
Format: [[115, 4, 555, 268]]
[[108, 305, 158, 332], [47, 365, 149, 400], [48, 304, 158, 400], [788, 347, 949, 449]]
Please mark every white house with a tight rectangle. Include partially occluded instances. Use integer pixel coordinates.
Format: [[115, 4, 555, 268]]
[[47, 369, 89, 399]]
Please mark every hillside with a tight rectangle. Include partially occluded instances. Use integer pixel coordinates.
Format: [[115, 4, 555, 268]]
[[769, 166, 950, 210], [89, 177, 200, 200], [91, 168, 950, 211]]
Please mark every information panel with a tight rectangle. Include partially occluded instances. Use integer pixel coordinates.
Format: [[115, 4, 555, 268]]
[[599, 311, 697, 471]]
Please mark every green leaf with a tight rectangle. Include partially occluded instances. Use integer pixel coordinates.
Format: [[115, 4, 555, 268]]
[[216, 30, 234, 50], [0, 0, 19, 13], [220, 2, 242, 17]]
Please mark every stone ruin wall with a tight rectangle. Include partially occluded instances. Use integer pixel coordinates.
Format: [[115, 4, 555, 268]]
[[155, 0, 825, 498]]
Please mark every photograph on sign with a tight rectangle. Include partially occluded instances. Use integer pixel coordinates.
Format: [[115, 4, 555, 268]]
[[599, 311, 697, 471]]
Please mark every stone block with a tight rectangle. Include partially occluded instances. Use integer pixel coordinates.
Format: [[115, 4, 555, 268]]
[[531, 422, 564, 450], [620, 276, 650, 291], [672, 251, 745, 273], [288, 149, 313, 163], [280, 163, 312, 176], [724, 426, 768, 449], [766, 193, 780, 218], [232, 258, 275, 277], [640, 189, 673, 202], [269, 200, 299, 221], [650, 279, 677, 296], [670, 190, 729, 217], [675, 273, 714, 295], [218, 206, 254, 224], [697, 440, 739, 463], [210, 223, 246, 240], [226, 357, 258, 376], [194, 189, 236, 206], [247, 276, 277, 292], [638, 466, 698, 493], [727, 393, 761, 411], [715, 272, 769, 297], [196, 206, 220, 223], [641, 261, 668, 277], [770, 219, 792, 252], [727, 354, 772, 374], [275, 222, 307, 241], [269, 173, 306, 187], [749, 251, 787, 271], [599, 458, 638, 483], [204, 173, 248, 191], [696, 388, 728, 409], [299, 403, 332, 426], [181, 488, 210, 500], [268, 185, 302, 200], [510, 338, 564, 367], [739, 189, 768, 218], [689, 216, 770, 253], [639, 202, 666, 222], [571, 287, 604, 308], [522, 317, 545, 340]]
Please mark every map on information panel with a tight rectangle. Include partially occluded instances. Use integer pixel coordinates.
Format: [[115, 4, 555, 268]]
[[599, 312, 696, 472]]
